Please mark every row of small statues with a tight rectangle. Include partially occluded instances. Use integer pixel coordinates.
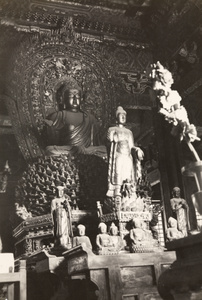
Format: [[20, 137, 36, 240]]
[[51, 186, 161, 254], [96, 222, 125, 254], [54, 220, 125, 254]]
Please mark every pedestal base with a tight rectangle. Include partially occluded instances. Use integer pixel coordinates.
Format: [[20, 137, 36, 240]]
[[24, 246, 176, 300], [158, 233, 202, 299], [63, 245, 175, 300]]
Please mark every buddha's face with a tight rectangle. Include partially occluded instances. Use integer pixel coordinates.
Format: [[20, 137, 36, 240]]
[[117, 112, 126, 125], [100, 224, 107, 233], [133, 219, 141, 228], [173, 188, 180, 198], [110, 227, 118, 236], [169, 219, 177, 228], [67, 89, 81, 111], [78, 226, 85, 236], [57, 188, 64, 198]]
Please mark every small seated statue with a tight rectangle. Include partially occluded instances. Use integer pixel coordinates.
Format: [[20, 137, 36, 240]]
[[129, 218, 158, 253], [130, 218, 147, 247], [166, 217, 183, 242], [109, 223, 125, 252], [96, 222, 113, 254], [73, 224, 92, 250]]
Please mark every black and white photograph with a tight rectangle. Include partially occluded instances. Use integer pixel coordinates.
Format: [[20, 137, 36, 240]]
[[0, 0, 202, 299]]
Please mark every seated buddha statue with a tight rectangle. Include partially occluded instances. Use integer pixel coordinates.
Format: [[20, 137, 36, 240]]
[[44, 88, 106, 157], [73, 224, 92, 250], [129, 217, 161, 253], [96, 222, 113, 254], [166, 217, 183, 242], [109, 223, 125, 251]]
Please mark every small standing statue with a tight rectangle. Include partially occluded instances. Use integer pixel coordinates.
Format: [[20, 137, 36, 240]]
[[121, 179, 133, 198], [170, 187, 190, 237], [106, 106, 144, 198], [166, 217, 183, 242], [0, 161, 11, 193], [73, 224, 92, 250], [51, 186, 72, 249]]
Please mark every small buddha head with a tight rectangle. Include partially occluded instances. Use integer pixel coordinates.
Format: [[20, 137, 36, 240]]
[[64, 88, 81, 112], [98, 222, 107, 234], [116, 106, 126, 125], [168, 217, 177, 228], [172, 187, 181, 198], [56, 186, 64, 198], [77, 224, 86, 236], [110, 223, 118, 236], [132, 218, 141, 229]]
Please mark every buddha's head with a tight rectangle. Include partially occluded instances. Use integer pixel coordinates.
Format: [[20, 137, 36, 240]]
[[56, 186, 64, 198], [64, 88, 81, 112], [168, 217, 177, 228], [132, 217, 141, 229], [77, 224, 86, 236], [110, 223, 118, 236], [172, 187, 181, 198], [116, 106, 126, 125], [98, 222, 107, 234]]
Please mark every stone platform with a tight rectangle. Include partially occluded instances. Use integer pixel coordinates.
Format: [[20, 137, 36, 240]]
[[24, 245, 176, 300]]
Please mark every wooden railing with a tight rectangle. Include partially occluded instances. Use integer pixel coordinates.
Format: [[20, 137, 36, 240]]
[[0, 260, 26, 300]]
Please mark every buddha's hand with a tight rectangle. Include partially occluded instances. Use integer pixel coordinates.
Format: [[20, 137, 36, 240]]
[[175, 204, 182, 210], [44, 119, 54, 126], [113, 133, 119, 143], [181, 199, 188, 207], [135, 147, 144, 160]]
